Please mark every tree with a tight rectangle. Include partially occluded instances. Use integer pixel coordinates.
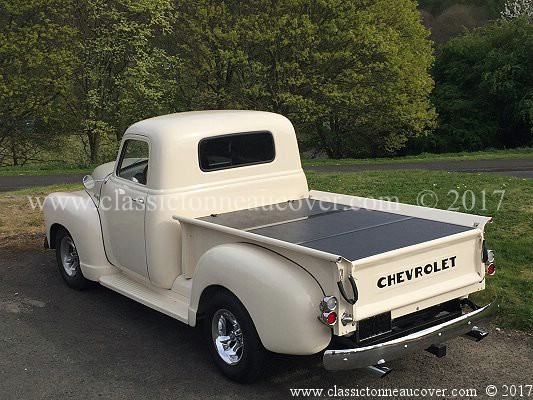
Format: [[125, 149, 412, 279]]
[[0, 0, 75, 165], [175, 0, 436, 158], [501, 0, 533, 20], [65, 0, 177, 163], [173, 0, 247, 110], [422, 18, 533, 152], [302, 0, 436, 157]]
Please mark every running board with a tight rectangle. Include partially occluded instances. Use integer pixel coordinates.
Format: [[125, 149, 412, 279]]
[[100, 273, 189, 323]]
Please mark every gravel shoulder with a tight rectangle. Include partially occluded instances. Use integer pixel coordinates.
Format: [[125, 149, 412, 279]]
[[0, 238, 531, 400]]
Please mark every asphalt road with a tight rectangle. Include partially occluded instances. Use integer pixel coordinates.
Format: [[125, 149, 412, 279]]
[[305, 157, 533, 178], [0, 174, 85, 193], [1, 158, 532, 193], [0, 239, 531, 400]]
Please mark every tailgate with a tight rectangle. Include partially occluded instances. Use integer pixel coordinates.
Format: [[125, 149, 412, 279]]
[[348, 229, 484, 326]]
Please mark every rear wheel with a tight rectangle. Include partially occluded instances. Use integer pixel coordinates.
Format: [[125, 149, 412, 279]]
[[204, 290, 266, 383], [55, 227, 90, 290]]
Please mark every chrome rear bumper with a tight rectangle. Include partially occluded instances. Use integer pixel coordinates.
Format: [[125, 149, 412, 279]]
[[323, 299, 498, 370]]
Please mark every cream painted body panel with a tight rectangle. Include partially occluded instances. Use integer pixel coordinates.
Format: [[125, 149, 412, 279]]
[[43, 191, 117, 281], [100, 175, 149, 277], [145, 169, 308, 288], [342, 230, 484, 335], [189, 243, 332, 354]]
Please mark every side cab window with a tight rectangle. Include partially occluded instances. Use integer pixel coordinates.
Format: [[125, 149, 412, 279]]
[[116, 139, 150, 185]]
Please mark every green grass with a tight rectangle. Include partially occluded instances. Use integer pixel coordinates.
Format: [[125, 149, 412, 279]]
[[307, 170, 532, 332], [302, 147, 533, 166]]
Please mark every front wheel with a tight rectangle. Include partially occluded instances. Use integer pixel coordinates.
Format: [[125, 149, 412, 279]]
[[55, 227, 90, 290], [204, 290, 266, 383]]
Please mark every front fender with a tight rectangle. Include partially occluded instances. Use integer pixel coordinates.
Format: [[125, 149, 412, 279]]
[[189, 243, 332, 355], [44, 190, 116, 281]]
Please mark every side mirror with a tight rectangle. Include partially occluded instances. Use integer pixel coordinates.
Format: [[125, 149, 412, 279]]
[[83, 175, 95, 190]]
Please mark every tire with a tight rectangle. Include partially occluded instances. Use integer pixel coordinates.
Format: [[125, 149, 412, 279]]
[[55, 227, 90, 290], [204, 290, 266, 383]]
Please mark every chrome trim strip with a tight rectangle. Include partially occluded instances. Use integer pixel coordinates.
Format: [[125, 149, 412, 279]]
[[323, 299, 498, 370]]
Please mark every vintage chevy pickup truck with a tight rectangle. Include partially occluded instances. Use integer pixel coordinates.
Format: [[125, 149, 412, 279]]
[[44, 111, 497, 382]]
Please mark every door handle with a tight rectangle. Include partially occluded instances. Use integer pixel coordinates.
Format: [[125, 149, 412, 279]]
[[132, 197, 145, 204]]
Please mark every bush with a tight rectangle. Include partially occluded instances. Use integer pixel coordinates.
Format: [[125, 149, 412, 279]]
[[414, 17, 533, 154]]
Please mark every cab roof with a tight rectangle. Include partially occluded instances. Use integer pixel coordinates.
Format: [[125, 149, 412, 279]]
[[122, 110, 303, 191], [126, 110, 293, 143]]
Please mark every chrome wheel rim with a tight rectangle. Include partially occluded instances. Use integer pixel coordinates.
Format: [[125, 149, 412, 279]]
[[60, 236, 79, 277], [211, 309, 244, 365]]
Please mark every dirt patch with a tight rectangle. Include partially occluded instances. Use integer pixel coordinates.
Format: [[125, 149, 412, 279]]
[[0, 191, 46, 237], [0, 232, 47, 254], [0, 296, 46, 314], [0, 188, 55, 253]]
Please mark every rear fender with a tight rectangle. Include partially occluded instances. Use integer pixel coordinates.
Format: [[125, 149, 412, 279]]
[[44, 190, 116, 281], [189, 243, 332, 355]]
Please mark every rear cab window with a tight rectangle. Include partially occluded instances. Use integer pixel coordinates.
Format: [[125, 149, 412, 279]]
[[199, 131, 275, 172]]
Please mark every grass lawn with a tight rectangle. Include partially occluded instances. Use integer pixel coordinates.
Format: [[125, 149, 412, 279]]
[[0, 171, 531, 332], [302, 147, 533, 166]]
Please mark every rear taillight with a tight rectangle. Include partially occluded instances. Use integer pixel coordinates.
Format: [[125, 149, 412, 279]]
[[487, 250, 495, 263], [486, 249, 495, 276], [487, 263, 496, 276], [319, 296, 337, 312], [321, 311, 337, 326], [319, 296, 338, 326]]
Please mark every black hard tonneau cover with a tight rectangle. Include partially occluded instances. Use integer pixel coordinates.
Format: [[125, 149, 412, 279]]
[[199, 200, 473, 261]]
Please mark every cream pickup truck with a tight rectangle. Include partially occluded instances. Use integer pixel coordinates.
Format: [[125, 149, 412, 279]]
[[44, 111, 497, 382]]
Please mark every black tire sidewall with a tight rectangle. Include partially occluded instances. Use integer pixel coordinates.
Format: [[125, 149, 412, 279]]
[[55, 228, 89, 290], [204, 290, 265, 383]]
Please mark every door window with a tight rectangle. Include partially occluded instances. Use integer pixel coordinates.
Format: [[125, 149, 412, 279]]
[[117, 139, 150, 185]]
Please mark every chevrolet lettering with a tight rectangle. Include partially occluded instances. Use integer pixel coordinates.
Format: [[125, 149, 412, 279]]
[[377, 256, 458, 288], [43, 111, 498, 383]]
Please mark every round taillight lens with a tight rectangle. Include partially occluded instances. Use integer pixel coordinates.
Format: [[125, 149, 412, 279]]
[[326, 296, 337, 310], [320, 296, 338, 312], [326, 312, 337, 325], [487, 263, 496, 276]]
